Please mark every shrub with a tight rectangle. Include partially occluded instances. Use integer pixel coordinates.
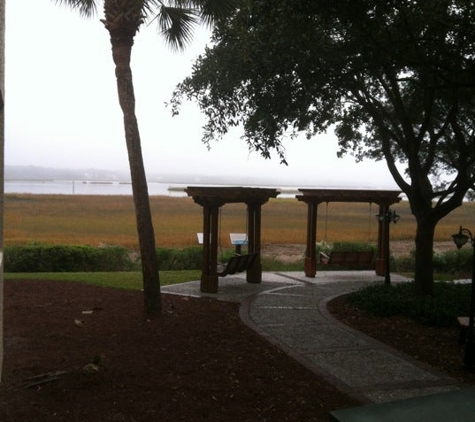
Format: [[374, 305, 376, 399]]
[[440, 249, 473, 274], [331, 242, 376, 252], [156, 247, 202, 270], [391, 248, 473, 275], [4, 244, 204, 272], [392, 254, 414, 272], [4, 244, 134, 272], [346, 282, 471, 327]]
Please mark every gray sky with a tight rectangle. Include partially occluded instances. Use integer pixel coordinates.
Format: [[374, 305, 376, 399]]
[[5, 0, 399, 189]]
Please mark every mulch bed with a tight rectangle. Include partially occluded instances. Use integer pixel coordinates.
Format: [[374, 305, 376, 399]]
[[3, 279, 475, 422], [0, 280, 359, 422], [327, 295, 475, 386]]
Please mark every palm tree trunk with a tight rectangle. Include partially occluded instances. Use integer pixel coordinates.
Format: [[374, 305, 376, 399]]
[[0, 0, 5, 381], [110, 37, 161, 314]]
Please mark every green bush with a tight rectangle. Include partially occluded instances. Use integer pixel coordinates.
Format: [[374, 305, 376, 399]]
[[391, 248, 473, 274], [4, 244, 134, 272], [331, 242, 376, 252], [391, 254, 412, 272], [4, 244, 204, 272], [431, 251, 447, 272], [346, 282, 471, 327], [439, 249, 473, 274], [156, 247, 202, 270]]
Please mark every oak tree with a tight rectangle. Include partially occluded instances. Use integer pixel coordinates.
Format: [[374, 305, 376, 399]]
[[172, 0, 475, 295]]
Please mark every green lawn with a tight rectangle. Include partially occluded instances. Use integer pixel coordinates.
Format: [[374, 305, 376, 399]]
[[4, 270, 201, 290]]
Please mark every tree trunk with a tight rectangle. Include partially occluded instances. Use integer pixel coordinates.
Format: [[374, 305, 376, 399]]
[[413, 217, 436, 296], [110, 38, 161, 314], [0, 0, 4, 382]]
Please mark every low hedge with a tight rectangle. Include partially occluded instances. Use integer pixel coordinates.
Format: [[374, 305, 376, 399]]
[[155, 247, 202, 271], [346, 282, 471, 327], [316, 242, 473, 275], [392, 247, 473, 274], [4, 242, 470, 274], [4, 244, 134, 272], [3, 244, 203, 272]]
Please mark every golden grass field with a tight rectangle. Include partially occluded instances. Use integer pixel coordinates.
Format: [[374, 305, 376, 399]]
[[5, 193, 475, 249]]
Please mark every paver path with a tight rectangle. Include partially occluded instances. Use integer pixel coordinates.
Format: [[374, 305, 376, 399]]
[[163, 271, 463, 404]]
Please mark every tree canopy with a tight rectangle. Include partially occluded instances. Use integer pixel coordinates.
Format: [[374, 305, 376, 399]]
[[172, 0, 475, 294]]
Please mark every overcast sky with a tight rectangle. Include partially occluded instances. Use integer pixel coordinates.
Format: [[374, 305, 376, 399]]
[[5, 0, 399, 189]]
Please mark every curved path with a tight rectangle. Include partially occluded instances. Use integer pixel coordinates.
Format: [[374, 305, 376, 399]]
[[163, 271, 463, 404]]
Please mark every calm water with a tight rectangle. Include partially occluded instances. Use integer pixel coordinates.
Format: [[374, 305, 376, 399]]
[[5, 180, 299, 198], [5, 180, 188, 197]]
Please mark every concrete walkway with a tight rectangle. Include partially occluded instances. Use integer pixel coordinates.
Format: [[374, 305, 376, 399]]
[[162, 271, 464, 404]]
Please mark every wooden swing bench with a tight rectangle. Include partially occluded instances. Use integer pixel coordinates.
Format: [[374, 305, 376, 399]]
[[320, 250, 374, 267], [217, 253, 258, 277]]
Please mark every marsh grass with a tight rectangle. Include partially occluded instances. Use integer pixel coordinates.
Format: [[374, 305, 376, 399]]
[[6, 194, 475, 249]]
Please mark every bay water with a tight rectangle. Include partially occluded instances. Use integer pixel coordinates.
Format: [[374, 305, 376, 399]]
[[5, 180, 187, 197], [5, 180, 298, 198]]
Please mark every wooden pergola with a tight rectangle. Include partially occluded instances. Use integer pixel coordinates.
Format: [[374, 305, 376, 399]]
[[186, 186, 279, 293], [296, 189, 402, 277]]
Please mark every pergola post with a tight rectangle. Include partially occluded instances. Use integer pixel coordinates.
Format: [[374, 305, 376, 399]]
[[375, 203, 390, 276], [304, 202, 318, 277], [246, 202, 262, 283], [200, 204, 220, 293], [186, 187, 279, 293], [297, 189, 401, 277]]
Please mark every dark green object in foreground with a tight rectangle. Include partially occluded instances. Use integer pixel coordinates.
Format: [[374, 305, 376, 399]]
[[330, 388, 475, 422]]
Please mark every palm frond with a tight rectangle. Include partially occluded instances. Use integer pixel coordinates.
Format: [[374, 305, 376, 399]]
[[160, 0, 239, 26], [157, 5, 199, 51], [53, 0, 98, 18], [193, 0, 239, 27], [148, 0, 239, 50]]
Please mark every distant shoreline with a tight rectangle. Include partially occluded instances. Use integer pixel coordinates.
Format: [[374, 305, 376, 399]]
[[4, 180, 301, 198]]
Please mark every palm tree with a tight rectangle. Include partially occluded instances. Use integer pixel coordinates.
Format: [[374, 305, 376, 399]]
[[0, 0, 5, 383], [55, 0, 236, 314]]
